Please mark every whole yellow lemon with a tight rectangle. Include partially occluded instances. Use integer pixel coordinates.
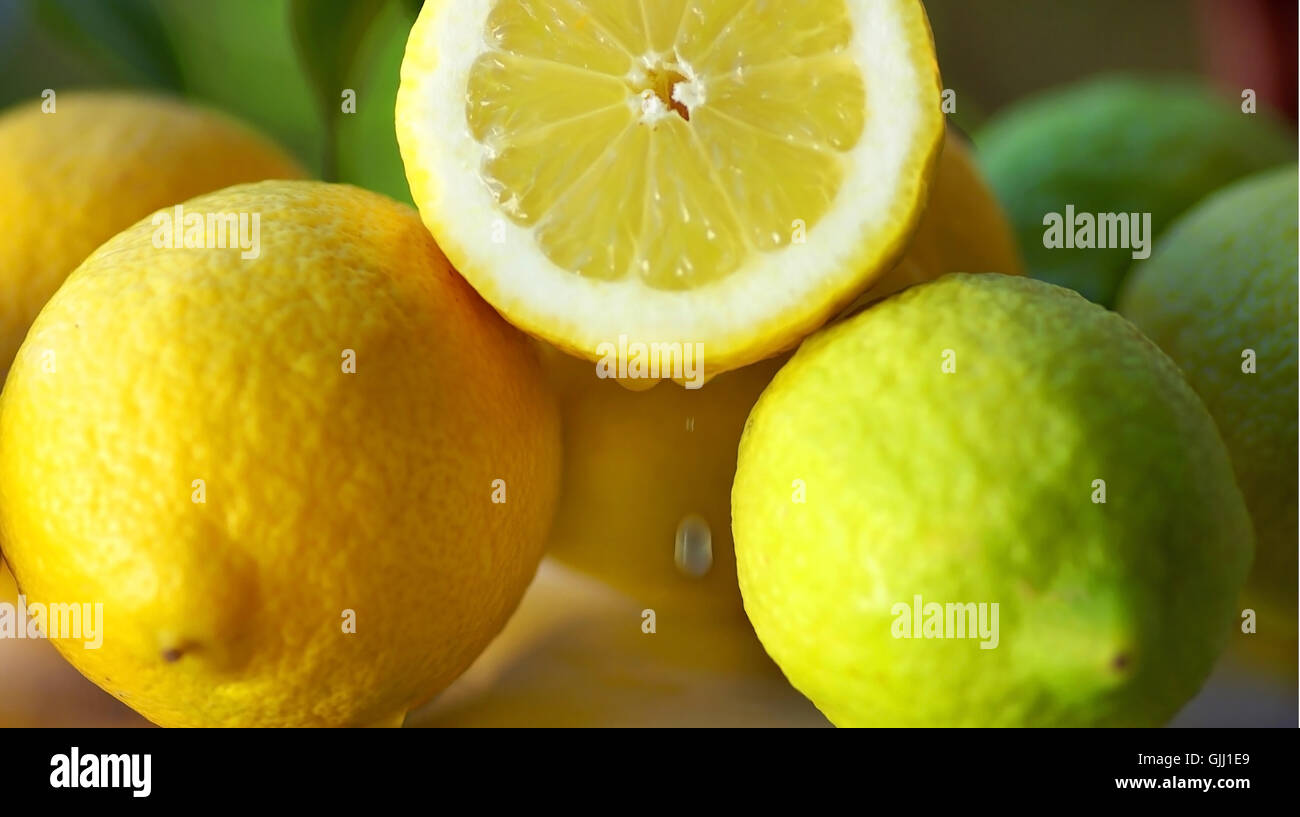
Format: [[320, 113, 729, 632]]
[[0, 181, 560, 727]]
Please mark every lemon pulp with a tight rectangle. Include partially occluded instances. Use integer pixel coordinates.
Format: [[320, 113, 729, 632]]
[[465, 0, 865, 289]]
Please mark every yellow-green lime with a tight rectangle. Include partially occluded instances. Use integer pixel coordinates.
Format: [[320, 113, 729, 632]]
[[733, 274, 1253, 727], [1118, 165, 1297, 672]]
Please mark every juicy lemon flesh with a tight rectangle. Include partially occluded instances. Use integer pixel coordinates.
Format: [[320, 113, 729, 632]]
[[465, 0, 865, 290]]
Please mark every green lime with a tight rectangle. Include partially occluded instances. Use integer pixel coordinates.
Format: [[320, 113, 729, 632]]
[[733, 274, 1253, 726], [1118, 165, 1298, 672], [978, 76, 1292, 306]]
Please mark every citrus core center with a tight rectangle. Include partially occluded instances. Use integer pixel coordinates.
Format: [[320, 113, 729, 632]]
[[642, 66, 691, 121]]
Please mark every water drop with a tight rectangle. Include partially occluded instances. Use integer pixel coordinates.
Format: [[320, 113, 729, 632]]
[[674, 514, 713, 578]]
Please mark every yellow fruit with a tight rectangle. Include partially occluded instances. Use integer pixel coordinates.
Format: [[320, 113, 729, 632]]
[[0, 181, 561, 727], [408, 560, 830, 727], [544, 128, 1021, 626], [734, 274, 1252, 726], [396, 0, 944, 378], [544, 346, 785, 629], [0, 91, 305, 376]]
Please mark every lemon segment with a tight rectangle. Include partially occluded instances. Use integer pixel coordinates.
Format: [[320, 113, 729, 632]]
[[398, 0, 943, 376]]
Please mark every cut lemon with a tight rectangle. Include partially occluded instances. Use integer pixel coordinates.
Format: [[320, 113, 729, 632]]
[[397, 0, 944, 377]]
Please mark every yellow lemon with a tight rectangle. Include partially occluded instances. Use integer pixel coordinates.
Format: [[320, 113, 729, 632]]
[[397, 0, 945, 378], [0, 181, 560, 727], [544, 347, 785, 632], [0, 91, 305, 377]]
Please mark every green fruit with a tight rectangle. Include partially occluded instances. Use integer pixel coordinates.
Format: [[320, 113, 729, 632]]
[[978, 76, 1292, 306], [1118, 165, 1298, 671], [733, 274, 1253, 727]]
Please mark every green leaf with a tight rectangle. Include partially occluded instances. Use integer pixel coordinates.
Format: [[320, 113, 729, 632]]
[[289, 0, 385, 181], [26, 0, 183, 90]]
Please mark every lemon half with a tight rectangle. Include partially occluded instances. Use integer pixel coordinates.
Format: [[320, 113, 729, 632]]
[[397, 0, 944, 377]]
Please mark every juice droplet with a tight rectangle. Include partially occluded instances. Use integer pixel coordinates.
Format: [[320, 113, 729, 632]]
[[674, 514, 712, 578]]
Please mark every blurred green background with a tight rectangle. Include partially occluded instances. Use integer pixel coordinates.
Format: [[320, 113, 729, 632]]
[[1, 0, 1293, 206]]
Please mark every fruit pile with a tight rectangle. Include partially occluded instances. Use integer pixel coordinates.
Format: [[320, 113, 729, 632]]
[[0, 0, 1293, 728]]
